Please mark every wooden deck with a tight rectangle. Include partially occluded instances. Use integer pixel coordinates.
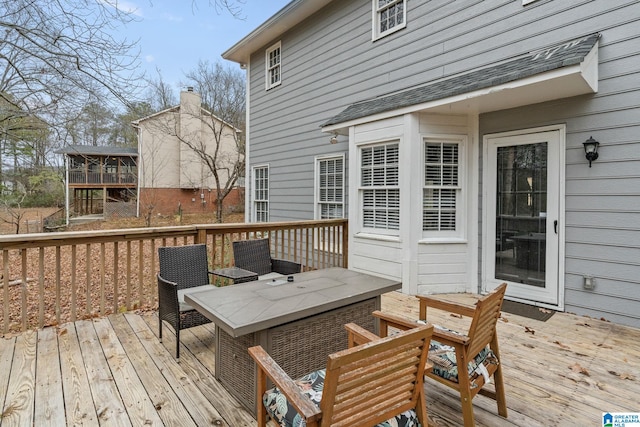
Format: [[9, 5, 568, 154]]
[[1, 291, 638, 426]]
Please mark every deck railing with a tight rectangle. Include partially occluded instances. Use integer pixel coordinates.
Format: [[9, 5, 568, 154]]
[[0, 219, 348, 334]]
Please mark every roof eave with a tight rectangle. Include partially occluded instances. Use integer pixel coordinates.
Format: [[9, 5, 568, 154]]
[[322, 59, 597, 134], [222, 0, 334, 64]]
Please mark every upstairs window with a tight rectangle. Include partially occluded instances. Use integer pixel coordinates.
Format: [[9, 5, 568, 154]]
[[266, 42, 281, 90], [423, 138, 463, 236], [373, 0, 406, 40], [360, 142, 400, 233]]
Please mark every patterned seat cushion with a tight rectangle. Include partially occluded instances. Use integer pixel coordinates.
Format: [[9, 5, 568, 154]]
[[428, 325, 498, 388], [263, 368, 421, 427]]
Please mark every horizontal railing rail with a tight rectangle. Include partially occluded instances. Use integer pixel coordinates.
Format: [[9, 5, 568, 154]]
[[0, 219, 347, 334], [68, 170, 138, 185]]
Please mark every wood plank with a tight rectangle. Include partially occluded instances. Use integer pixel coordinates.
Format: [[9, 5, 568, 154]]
[[183, 322, 217, 374], [382, 291, 640, 426], [92, 317, 164, 426], [143, 315, 256, 426], [2, 330, 36, 426], [58, 322, 99, 426], [0, 335, 16, 421], [74, 319, 131, 426], [108, 314, 197, 427], [123, 313, 230, 426], [34, 327, 66, 425]]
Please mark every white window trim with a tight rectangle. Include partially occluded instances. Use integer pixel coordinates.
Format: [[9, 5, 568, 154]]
[[372, 0, 407, 41], [421, 135, 466, 240], [265, 41, 281, 90], [522, 0, 539, 5], [314, 154, 345, 220], [358, 140, 400, 237], [252, 164, 269, 222]]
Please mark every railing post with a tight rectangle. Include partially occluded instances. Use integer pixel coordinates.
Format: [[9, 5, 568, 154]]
[[342, 220, 349, 268]]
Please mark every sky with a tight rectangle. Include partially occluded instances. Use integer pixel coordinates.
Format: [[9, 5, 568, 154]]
[[116, 0, 291, 91]]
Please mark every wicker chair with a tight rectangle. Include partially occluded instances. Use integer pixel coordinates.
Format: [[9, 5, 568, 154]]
[[232, 238, 301, 279], [157, 244, 214, 358]]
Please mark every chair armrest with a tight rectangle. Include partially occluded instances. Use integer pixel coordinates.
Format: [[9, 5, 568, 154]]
[[433, 328, 470, 346], [272, 258, 302, 275], [372, 310, 424, 337], [417, 295, 476, 319], [248, 346, 322, 423], [344, 323, 380, 347]]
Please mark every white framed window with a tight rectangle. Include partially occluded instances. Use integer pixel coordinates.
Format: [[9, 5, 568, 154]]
[[316, 155, 344, 219], [372, 0, 407, 40], [253, 165, 269, 222], [265, 42, 281, 90], [423, 137, 464, 237], [359, 142, 400, 233]]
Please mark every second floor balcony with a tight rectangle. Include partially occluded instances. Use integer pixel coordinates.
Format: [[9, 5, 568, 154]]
[[68, 169, 137, 186]]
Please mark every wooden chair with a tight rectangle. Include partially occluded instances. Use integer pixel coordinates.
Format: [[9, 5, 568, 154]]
[[248, 321, 434, 427], [374, 283, 508, 427], [157, 244, 214, 358], [232, 238, 301, 280]]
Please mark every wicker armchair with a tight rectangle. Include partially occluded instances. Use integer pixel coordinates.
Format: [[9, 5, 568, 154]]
[[157, 244, 213, 358], [232, 239, 301, 279]]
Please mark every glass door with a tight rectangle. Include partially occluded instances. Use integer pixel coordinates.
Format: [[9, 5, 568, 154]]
[[484, 130, 561, 305]]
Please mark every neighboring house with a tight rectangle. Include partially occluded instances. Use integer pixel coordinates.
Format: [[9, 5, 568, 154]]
[[132, 88, 243, 217], [222, 0, 640, 328], [57, 145, 138, 221]]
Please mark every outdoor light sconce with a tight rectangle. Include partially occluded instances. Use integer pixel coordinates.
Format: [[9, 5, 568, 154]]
[[329, 134, 339, 144], [583, 136, 600, 167]]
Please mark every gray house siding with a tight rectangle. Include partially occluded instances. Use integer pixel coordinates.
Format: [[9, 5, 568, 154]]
[[235, 0, 640, 326], [479, 12, 640, 326], [247, 0, 635, 219]]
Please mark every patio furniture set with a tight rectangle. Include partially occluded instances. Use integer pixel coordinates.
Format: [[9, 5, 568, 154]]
[[157, 238, 508, 427]]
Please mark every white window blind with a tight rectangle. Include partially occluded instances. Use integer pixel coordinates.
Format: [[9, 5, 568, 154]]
[[361, 143, 400, 231]]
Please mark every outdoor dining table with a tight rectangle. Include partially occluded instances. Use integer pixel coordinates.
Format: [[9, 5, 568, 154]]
[[184, 266, 401, 415]]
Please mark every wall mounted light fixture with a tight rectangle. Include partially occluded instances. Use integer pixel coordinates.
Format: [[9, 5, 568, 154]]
[[583, 136, 600, 167], [329, 134, 339, 144]]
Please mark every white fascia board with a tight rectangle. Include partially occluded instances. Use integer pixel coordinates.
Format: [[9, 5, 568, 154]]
[[222, 0, 334, 65]]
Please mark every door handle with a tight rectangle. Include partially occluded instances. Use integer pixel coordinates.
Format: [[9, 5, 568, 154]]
[[554, 220, 558, 234]]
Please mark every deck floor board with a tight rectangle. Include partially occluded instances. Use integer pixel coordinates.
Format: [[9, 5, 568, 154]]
[[0, 291, 638, 426]]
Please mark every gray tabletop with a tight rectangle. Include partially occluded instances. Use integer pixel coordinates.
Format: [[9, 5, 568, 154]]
[[184, 267, 400, 338]]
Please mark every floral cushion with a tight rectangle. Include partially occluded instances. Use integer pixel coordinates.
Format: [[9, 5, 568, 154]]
[[428, 325, 498, 388], [263, 369, 421, 427]]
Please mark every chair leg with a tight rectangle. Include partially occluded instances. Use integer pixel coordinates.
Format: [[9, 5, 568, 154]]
[[175, 328, 180, 359], [456, 350, 476, 427], [459, 388, 475, 427], [491, 337, 508, 418], [256, 366, 267, 427], [416, 388, 428, 427], [159, 318, 163, 342]]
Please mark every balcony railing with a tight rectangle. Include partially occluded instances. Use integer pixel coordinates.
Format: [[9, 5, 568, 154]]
[[0, 219, 348, 334], [68, 170, 137, 185]]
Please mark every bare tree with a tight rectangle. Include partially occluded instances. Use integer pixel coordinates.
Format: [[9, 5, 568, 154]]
[[146, 69, 178, 112], [0, 0, 145, 116], [0, 187, 27, 233], [140, 61, 245, 223]]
